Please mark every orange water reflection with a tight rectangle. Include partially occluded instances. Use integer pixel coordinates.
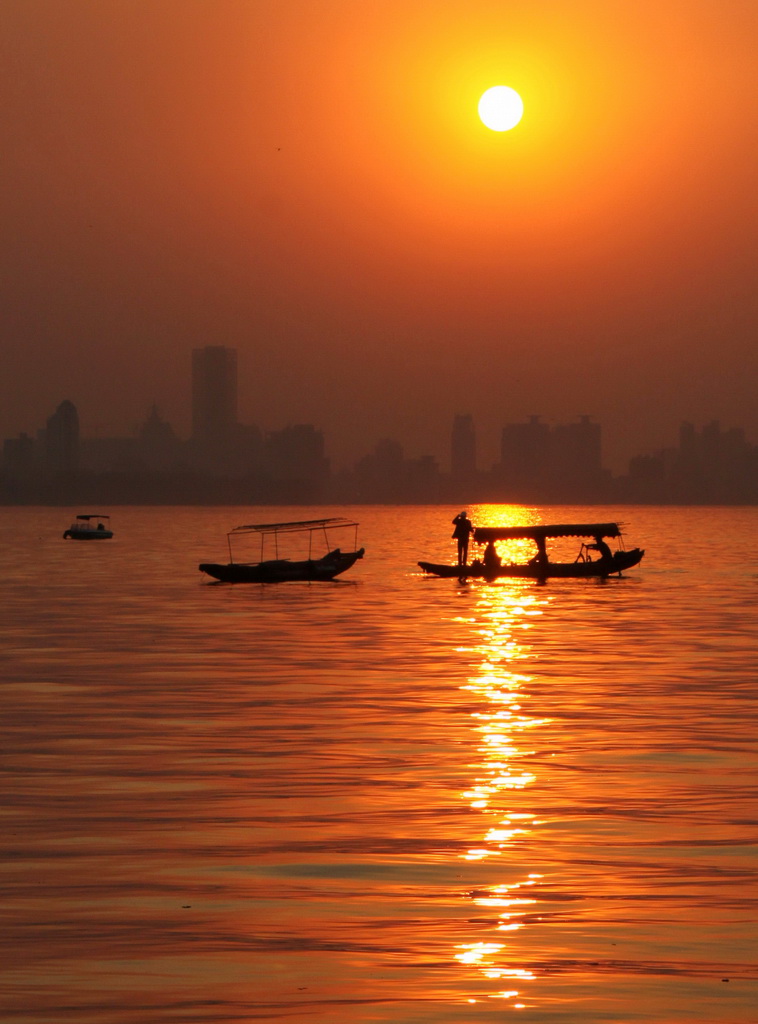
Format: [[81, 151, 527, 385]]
[[455, 578, 550, 1008]]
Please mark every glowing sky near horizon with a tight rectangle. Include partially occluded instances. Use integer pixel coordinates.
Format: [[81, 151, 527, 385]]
[[1, 0, 757, 470]]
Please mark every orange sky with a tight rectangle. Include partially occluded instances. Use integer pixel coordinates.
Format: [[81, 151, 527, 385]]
[[2, 0, 757, 470]]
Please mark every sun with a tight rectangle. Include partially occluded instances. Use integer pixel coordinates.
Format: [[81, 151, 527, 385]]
[[478, 86, 524, 132]]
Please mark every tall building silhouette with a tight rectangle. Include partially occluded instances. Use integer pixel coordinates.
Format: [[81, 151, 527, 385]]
[[45, 399, 79, 473], [191, 346, 238, 447], [500, 415, 550, 485], [265, 424, 329, 483], [138, 404, 182, 470], [550, 415, 602, 482], [497, 414, 607, 499], [451, 414, 476, 478]]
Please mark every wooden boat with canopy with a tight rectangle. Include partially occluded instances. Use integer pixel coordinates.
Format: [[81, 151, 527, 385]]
[[418, 522, 644, 579], [199, 517, 365, 583]]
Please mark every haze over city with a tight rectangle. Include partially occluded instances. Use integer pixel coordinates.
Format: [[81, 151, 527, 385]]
[[2, 0, 757, 475]]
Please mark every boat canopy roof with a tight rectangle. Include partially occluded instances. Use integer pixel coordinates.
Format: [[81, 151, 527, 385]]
[[229, 517, 358, 537], [76, 513, 110, 520], [474, 522, 622, 542]]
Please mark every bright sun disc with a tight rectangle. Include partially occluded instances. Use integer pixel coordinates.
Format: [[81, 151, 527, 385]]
[[478, 86, 524, 132]]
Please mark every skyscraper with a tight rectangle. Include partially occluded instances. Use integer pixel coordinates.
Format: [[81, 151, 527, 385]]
[[550, 415, 602, 481], [45, 399, 79, 473], [498, 415, 550, 490], [191, 346, 238, 447]]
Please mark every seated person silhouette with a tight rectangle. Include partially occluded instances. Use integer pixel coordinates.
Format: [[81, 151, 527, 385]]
[[586, 535, 612, 562], [483, 541, 501, 571], [528, 537, 549, 567]]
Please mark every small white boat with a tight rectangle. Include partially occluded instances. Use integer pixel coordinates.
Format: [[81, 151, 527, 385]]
[[63, 514, 113, 540]]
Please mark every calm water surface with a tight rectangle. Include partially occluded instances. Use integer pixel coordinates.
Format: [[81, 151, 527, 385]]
[[1, 505, 756, 1023]]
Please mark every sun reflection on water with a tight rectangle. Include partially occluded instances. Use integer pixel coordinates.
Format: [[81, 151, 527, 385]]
[[455, 581, 551, 1006]]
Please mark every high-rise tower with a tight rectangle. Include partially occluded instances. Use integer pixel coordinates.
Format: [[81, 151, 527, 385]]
[[45, 399, 79, 473], [191, 346, 238, 447]]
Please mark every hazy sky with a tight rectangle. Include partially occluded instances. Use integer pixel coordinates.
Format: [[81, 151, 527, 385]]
[[2, 0, 757, 471]]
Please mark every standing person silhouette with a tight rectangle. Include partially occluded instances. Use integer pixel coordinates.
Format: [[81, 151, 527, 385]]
[[452, 511, 475, 567]]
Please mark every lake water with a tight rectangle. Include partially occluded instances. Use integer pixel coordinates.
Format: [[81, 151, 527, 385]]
[[1, 504, 756, 1024]]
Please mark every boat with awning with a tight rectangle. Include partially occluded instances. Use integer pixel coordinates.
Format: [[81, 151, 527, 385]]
[[63, 514, 113, 540], [199, 517, 365, 583], [418, 521, 643, 579]]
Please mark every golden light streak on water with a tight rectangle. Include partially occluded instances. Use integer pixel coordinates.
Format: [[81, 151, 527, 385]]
[[454, 580, 553, 999]]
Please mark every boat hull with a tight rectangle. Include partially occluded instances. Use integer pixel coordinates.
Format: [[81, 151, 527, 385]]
[[63, 529, 113, 540], [418, 548, 644, 580], [199, 548, 365, 583]]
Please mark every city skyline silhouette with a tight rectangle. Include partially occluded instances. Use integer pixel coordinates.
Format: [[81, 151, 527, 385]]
[[3, 346, 756, 505]]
